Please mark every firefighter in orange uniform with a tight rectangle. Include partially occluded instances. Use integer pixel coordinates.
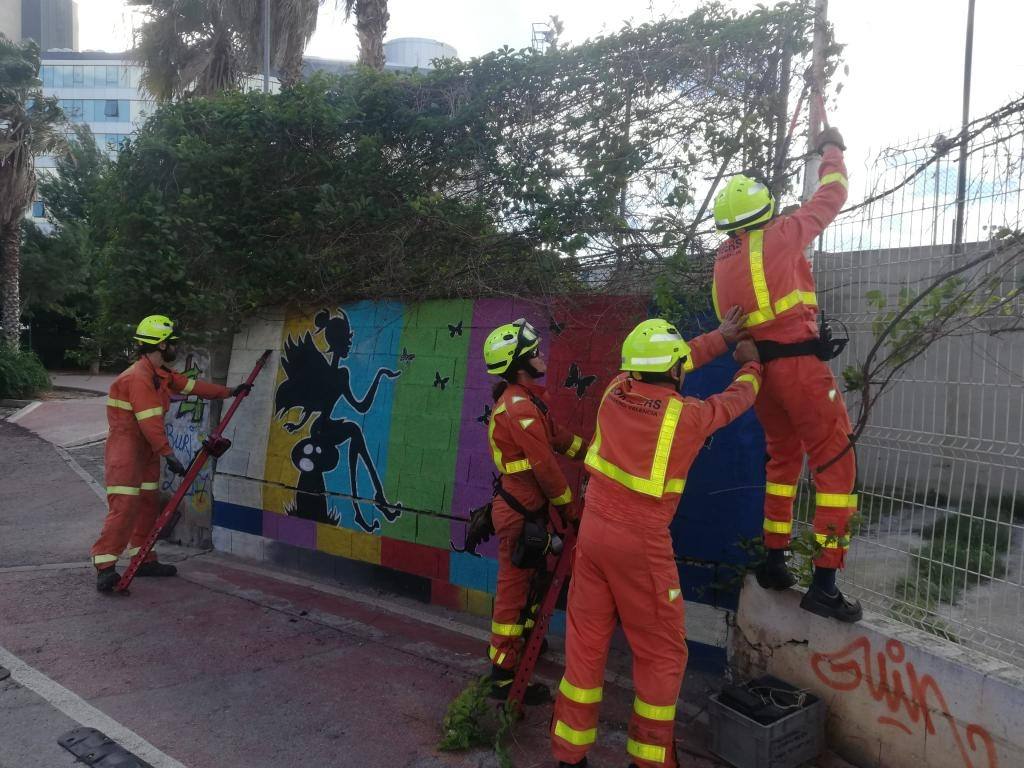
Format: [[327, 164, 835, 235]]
[[710, 126, 861, 622], [92, 315, 248, 592], [551, 320, 762, 768]]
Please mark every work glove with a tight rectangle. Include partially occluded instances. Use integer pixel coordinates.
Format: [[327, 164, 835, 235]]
[[165, 456, 187, 477], [816, 126, 846, 154], [555, 504, 579, 533], [231, 382, 253, 397]]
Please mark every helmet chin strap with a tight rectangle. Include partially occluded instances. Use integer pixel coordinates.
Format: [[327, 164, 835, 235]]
[[524, 359, 544, 379]]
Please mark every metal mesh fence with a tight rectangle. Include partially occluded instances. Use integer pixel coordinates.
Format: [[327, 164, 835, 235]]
[[807, 104, 1024, 666]]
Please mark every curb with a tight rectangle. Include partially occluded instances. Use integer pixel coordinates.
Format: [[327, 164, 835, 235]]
[[0, 399, 33, 408], [51, 385, 107, 397]]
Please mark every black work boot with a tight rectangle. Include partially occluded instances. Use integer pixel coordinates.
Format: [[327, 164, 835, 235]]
[[800, 584, 863, 622], [755, 549, 797, 590], [96, 568, 120, 592], [488, 666, 551, 705], [136, 561, 178, 577], [557, 759, 587, 767]]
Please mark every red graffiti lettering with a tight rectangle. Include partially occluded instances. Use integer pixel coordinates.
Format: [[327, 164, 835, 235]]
[[811, 636, 999, 768]]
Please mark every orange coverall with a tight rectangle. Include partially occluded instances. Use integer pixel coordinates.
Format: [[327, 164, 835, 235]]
[[551, 361, 762, 768], [91, 356, 231, 570], [711, 146, 856, 568], [486, 381, 586, 670]]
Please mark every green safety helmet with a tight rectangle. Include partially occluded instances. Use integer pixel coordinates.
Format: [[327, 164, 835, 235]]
[[133, 314, 178, 345], [620, 319, 691, 373], [484, 318, 540, 375], [713, 174, 775, 233]]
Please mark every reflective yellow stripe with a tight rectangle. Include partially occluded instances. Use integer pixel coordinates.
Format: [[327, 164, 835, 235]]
[[135, 406, 163, 421], [763, 519, 793, 534], [488, 646, 506, 665], [634, 697, 676, 721], [491, 621, 524, 637], [820, 172, 849, 189], [125, 546, 141, 557], [711, 277, 722, 321], [488, 403, 507, 472], [92, 554, 118, 565], [735, 373, 760, 395], [504, 459, 532, 473], [181, 378, 196, 395], [766, 482, 797, 498], [554, 720, 597, 746], [551, 487, 573, 506], [140, 481, 159, 491], [682, 355, 695, 373], [565, 435, 583, 459], [627, 738, 667, 764], [774, 289, 818, 314], [559, 678, 603, 704], [524, 617, 535, 630], [107, 485, 139, 496], [816, 492, 858, 508], [519, 417, 536, 430], [585, 399, 684, 498], [746, 230, 775, 328], [815, 533, 851, 549], [106, 398, 132, 410]]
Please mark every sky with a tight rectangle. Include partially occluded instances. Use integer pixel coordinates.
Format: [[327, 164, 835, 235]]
[[77, 0, 1024, 196]]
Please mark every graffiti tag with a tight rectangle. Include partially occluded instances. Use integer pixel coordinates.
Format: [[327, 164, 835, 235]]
[[811, 636, 998, 768]]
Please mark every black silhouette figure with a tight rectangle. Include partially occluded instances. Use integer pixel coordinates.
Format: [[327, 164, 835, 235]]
[[476, 404, 492, 425], [447, 320, 463, 337], [564, 362, 597, 399], [399, 347, 416, 363], [275, 308, 402, 532], [434, 371, 450, 390]]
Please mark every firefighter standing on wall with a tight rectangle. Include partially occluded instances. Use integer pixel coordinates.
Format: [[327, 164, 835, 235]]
[[710, 126, 862, 622], [551, 320, 761, 768], [91, 315, 250, 592]]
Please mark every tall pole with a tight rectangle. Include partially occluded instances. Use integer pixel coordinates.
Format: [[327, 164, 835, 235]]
[[262, 0, 271, 93], [801, 0, 828, 206], [953, 0, 976, 249]]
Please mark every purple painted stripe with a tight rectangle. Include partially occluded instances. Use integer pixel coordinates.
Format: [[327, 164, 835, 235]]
[[275, 514, 317, 549]]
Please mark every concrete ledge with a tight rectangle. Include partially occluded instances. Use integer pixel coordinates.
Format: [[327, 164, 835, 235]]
[[731, 575, 1023, 768]]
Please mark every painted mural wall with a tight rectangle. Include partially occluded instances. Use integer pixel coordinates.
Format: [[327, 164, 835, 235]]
[[212, 297, 767, 658]]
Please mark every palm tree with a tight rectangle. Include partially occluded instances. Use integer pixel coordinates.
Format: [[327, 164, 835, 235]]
[[0, 35, 65, 349], [343, 0, 390, 71], [130, 0, 325, 99]]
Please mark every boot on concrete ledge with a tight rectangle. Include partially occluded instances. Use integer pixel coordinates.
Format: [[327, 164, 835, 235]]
[[755, 560, 797, 590], [800, 584, 863, 623]]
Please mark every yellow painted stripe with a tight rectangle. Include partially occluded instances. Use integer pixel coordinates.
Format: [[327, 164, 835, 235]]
[[491, 621, 524, 638], [134, 406, 163, 421], [488, 646, 506, 666], [551, 487, 573, 506], [559, 678, 603, 704], [565, 435, 583, 459], [735, 373, 760, 395], [766, 482, 797, 498], [107, 485, 140, 496], [554, 720, 597, 746], [815, 533, 851, 549], [106, 398, 132, 410], [634, 697, 676, 721], [820, 172, 849, 189], [763, 519, 793, 534], [140, 481, 159, 491], [627, 738, 667, 763], [92, 554, 118, 565], [816, 492, 858, 508]]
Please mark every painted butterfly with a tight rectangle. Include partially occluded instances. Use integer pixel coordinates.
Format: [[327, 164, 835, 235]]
[[563, 362, 597, 399], [434, 371, 450, 390]]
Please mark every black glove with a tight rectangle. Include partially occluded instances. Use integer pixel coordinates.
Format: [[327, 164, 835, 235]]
[[232, 382, 253, 397], [165, 456, 187, 476], [816, 126, 846, 154]]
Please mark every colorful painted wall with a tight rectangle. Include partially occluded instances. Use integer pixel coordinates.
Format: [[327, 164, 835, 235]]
[[212, 297, 767, 662]]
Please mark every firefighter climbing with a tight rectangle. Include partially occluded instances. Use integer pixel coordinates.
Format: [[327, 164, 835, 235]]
[[710, 125, 862, 623], [91, 315, 252, 592], [551, 319, 761, 768]]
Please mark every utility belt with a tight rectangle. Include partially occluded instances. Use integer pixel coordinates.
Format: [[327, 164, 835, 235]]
[[755, 315, 848, 363]]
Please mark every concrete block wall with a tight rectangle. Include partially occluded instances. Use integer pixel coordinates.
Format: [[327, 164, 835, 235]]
[[732, 576, 1023, 768], [211, 297, 768, 668]]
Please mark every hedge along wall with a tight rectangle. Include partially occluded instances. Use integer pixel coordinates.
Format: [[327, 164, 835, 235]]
[[212, 296, 767, 668]]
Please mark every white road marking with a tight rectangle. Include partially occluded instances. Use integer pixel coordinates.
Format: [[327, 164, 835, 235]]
[[7, 401, 42, 422], [53, 445, 106, 501], [0, 644, 189, 768]]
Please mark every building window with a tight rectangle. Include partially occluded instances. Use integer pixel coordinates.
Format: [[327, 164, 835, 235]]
[[83, 66, 95, 87], [104, 99, 119, 118], [106, 66, 119, 85], [32, 201, 45, 218], [61, 65, 74, 87], [73, 65, 84, 84]]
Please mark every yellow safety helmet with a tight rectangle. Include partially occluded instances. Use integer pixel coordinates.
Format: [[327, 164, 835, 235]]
[[133, 314, 178, 345], [713, 174, 775, 233], [483, 318, 540, 375], [620, 319, 691, 373]]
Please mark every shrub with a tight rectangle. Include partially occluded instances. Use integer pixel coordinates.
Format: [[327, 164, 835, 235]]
[[0, 347, 50, 399]]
